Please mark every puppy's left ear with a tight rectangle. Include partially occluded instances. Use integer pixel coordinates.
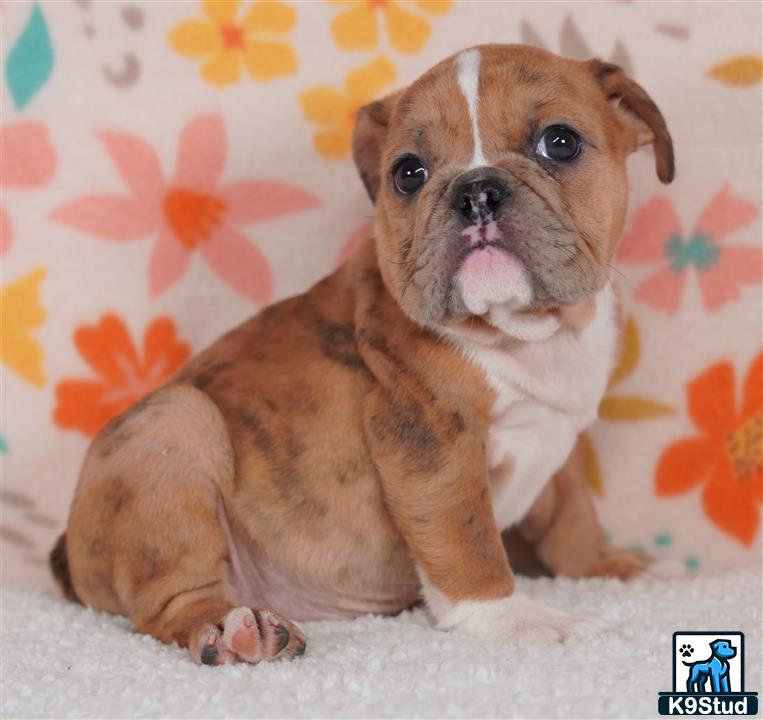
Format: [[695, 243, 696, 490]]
[[588, 60, 675, 184], [352, 90, 404, 202]]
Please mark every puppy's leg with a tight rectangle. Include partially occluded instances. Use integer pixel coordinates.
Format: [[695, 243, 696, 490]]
[[63, 385, 305, 665], [518, 446, 649, 580], [365, 389, 596, 643]]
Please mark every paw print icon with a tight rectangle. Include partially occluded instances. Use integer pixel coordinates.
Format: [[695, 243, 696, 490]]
[[679, 643, 693, 657]]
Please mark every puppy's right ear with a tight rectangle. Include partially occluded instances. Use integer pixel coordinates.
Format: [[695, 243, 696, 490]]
[[352, 90, 403, 202]]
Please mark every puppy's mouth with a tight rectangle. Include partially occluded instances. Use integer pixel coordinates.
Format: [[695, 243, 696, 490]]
[[453, 216, 533, 315], [445, 218, 565, 341], [454, 240, 532, 316], [457, 255, 561, 341]]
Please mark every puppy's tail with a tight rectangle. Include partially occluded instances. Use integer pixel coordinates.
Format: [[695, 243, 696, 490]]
[[49, 533, 81, 604]]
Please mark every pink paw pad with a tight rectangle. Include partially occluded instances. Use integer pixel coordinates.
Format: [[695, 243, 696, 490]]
[[220, 607, 306, 664], [223, 607, 264, 662]]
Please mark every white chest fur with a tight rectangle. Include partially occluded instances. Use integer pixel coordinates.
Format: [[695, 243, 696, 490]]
[[456, 286, 618, 531]]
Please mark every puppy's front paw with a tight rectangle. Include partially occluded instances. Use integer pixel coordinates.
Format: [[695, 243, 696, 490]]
[[438, 593, 608, 644]]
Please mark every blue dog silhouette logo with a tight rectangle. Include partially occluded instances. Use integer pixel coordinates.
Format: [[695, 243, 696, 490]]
[[683, 638, 736, 693], [658, 631, 758, 716]]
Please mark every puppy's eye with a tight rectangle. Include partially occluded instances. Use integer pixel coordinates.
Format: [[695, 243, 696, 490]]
[[393, 156, 428, 194], [536, 126, 581, 162]]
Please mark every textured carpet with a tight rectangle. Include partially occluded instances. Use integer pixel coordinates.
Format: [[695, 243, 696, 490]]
[[2, 570, 760, 719]]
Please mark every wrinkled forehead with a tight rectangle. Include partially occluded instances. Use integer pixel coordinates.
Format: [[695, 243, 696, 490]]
[[386, 45, 610, 169]]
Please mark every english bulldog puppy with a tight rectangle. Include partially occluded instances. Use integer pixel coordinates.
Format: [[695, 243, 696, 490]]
[[51, 44, 674, 665]]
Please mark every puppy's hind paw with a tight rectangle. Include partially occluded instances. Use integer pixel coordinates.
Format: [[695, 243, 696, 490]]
[[641, 558, 691, 580], [586, 546, 651, 580], [188, 607, 306, 666], [222, 607, 306, 663], [189, 624, 237, 666]]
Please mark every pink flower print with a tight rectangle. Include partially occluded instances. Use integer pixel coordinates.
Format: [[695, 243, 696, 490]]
[[617, 184, 760, 313], [0, 122, 56, 254], [50, 114, 320, 302]]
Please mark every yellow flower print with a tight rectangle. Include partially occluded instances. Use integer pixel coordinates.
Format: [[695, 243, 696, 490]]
[[707, 55, 763, 87], [169, 0, 297, 87], [300, 56, 396, 159], [330, 0, 452, 55], [1, 267, 46, 388]]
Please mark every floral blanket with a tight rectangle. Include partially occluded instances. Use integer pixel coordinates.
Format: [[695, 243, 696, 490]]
[[2, 0, 761, 589]]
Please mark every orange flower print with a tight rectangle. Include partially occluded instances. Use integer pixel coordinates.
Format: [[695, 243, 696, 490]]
[[330, 0, 452, 54], [51, 114, 319, 302], [54, 314, 191, 437], [169, 0, 297, 87], [300, 56, 396, 159], [655, 353, 762, 546]]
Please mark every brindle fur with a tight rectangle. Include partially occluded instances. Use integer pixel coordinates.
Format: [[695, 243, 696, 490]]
[[52, 44, 671, 663]]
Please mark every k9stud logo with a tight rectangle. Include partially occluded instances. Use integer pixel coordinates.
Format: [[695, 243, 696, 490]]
[[658, 632, 758, 715]]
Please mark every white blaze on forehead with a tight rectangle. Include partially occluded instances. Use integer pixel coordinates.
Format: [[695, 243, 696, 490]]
[[456, 48, 487, 168]]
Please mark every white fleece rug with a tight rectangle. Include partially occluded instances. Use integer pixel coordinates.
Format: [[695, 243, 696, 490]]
[[2, 571, 761, 719]]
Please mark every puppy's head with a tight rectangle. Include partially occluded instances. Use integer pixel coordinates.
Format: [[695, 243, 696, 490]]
[[353, 44, 673, 339]]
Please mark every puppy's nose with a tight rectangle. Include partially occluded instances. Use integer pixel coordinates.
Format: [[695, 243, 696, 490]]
[[456, 178, 507, 223]]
